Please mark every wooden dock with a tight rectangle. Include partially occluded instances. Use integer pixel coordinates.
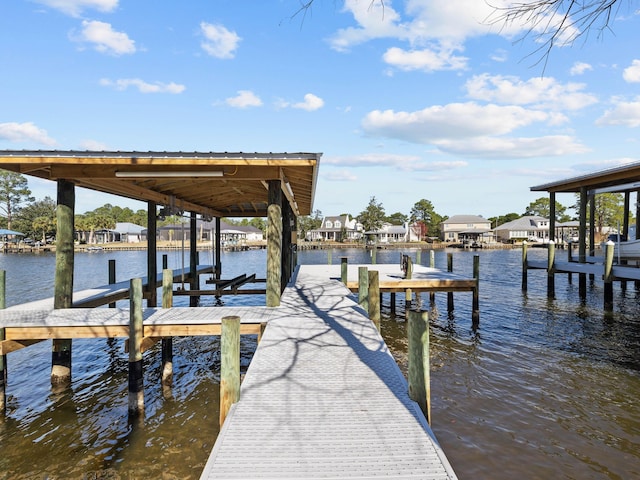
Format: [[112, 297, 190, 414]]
[[200, 264, 458, 479]]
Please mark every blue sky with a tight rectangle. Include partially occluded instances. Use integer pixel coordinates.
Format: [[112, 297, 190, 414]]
[[2, 1, 640, 219]]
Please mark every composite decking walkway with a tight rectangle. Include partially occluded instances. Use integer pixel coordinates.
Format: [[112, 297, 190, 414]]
[[200, 264, 457, 479]]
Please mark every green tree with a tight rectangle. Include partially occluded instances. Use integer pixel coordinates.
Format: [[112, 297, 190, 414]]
[[32, 216, 55, 243], [410, 199, 443, 240], [489, 213, 521, 228], [297, 209, 323, 240], [13, 196, 56, 239], [523, 197, 569, 221], [84, 212, 116, 244], [358, 196, 385, 232], [0, 170, 34, 229], [386, 212, 408, 225], [575, 192, 626, 238]]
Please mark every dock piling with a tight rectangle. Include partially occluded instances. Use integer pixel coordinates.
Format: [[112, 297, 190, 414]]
[[522, 241, 528, 291], [0, 270, 6, 412], [604, 241, 615, 310], [429, 250, 436, 303], [447, 253, 454, 313], [472, 255, 480, 327], [341, 257, 348, 284], [161, 269, 174, 391], [220, 315, 240, 427], [128, 278, 145, 416], [358, 266, 369, 313], [547, 240, 556, 298], [367, 270, 380, 331], [108, 259, 116, 308], [408, 310, 430, 424]]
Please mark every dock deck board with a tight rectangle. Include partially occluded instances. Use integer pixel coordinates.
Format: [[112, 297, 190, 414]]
[[200, 264, 458, 479]]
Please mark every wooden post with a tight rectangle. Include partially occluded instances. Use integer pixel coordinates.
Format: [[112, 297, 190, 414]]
[[328, 249, 332, 265], [416, 249, 421, 265], [579, 187, 588, 298], [408, 310, 430, 423], [266, 180, 282, 307], [405, 288, 412, 321], [522, 241, 528, 291], [472, 255, 480, 327], [52, 179, 74, 387], [128, 278, 144, 416], [368, 270, 380, 331], [604, 241, 615, 311], [447, 253, 454, 313], [0, 270, 6, 412], [108, 259, 116, 308], [162, 254, 168, 270], [341, 257, 348, 284], [147, 201, 158, 307], [358, 266, 369, 313], [405, 256, 413, 280], [429, 250, 435, 302], [215, 217, 222, 281], [220, 315, 240, 427], [161, 269, 173, 390], [371, 246, 377, 265], [549, 192, 556, 242], [547, 240, 555, 299], [190, 212, 199, 307]]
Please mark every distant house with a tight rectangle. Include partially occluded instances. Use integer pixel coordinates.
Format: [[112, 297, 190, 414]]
[[154, 220, 264, 244], [365, 223, 408, 244], [115, 222, 146, 243], [494, 216, 549, 243], [308, 215, 362, 242], [441, 215, 492, 243]]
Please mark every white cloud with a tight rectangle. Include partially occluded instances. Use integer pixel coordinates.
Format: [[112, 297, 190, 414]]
[[570, 62, 593, 76], [100, 78, 185, 94], [465, 74, 597, 111], [200, 22, 241, 59], [362, 102, 551, 142], [383, 46, 468, 72], [324, 169, 358, 182], [225, 90, 262, 108], [623, 59, 640, 83], [33, 0, 118, 17], [78, 139, 108, 150], [0, 122, 56, 146], [435, 135, 589, 158], [596, 97, 640, 127], [324, 153, 467, 172], [74, 20, 135, 55], [293, 93, 324, 111]]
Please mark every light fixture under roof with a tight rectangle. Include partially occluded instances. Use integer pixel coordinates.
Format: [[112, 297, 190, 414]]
[[115, 170, 223, 178]]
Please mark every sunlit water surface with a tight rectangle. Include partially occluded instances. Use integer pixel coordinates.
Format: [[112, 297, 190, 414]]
[[0, 247, 638, 479]]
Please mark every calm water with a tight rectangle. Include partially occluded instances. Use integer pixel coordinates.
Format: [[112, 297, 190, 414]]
[[0, 247, 638, 479]]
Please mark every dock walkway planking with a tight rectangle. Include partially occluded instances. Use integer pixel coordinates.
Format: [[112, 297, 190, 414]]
[[200, 264, 458, 479]]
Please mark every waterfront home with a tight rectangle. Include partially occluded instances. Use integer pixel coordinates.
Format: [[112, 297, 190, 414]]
[[494, 215, 550, 243], [155, 220, 263, 244], [440, 215, 492, 244], [307, 215, 363, 242]]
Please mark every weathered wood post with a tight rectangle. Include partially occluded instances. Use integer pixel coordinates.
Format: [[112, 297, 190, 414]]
[[567, 242, 573, 284], [578, 187, 588, 298], [368, 270, 380, 331], [405, 256, 413, 279], [341, 257, 348, 284], [522, 241, 528, 291], [0, 270, 6, 412], [161, 269, 173, 391], [447, 253, 454, 313], [429, 250, 436, 303], [416, 249, 421, 265], [405, 288, 412, 321], [146, 201, 158, 308], [371, 246, 377, 265], [547, 240, 555, 299], [190, 212, 200, 307], [408, 310, 430, 424], [108, 259, 116, 308], [52, 179, 74, 387], [215, 217, 222, 281], [604, 241, 615, 311], [358, 266, 369, 313], [220, 315, 240, 427], [472, 255, 480, 327], [128, 278, 144, 416], [266, 180, 282, 307]]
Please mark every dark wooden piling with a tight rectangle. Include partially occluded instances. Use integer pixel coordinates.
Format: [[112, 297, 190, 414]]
[[190, 212, 200, 307], [408, 310, 430, 424], [429, 250, 436, 303], [128, 278, 144, 416], [447, 253, 454, 313], [604, 241, 614, 311], [108, 259, 116, 308], [161, 269, 174, 390], [522, 241, 528, 291], [547, 240, 555, 299], [52, 179, 74, 387], [368, 270, 380, 331], [472, 255, 480, 327], [405, 288, 412, 321], [146, 201, 158, 307], [220, 315, 240, 427]]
